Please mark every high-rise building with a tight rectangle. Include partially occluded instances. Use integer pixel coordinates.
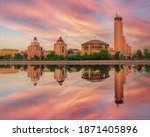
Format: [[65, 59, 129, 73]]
[[27, 37, 43, 60], [114, 14, 123, 54], [54, 37, 67, 56]]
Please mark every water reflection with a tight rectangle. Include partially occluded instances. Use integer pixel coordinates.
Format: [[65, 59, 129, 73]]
[[0, 66, 19, 74], [1, 65, 149, 104], [54, 66, 67, 85], [27, 66, 43, 86], [0, 65, 150, 119], [82, 66, 110, 82]]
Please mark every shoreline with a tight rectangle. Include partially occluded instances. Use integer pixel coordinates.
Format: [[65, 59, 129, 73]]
[[0, 60, 150, 65]]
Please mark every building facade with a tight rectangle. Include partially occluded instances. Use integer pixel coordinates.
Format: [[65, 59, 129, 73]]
[[54, 37, 67, 56], [114, 15, 132, 56], [114, 15, 123, 54], [27, 37, 43, 60], [68, 49, 80, 55], [0, 49, 19, 56], [81, 40, 109, 55]]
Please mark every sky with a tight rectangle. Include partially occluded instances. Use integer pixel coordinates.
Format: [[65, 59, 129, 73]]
[[1, 0, 150, 51]]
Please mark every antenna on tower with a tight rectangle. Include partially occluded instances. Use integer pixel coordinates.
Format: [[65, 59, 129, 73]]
[[116, 10, 118, 17]]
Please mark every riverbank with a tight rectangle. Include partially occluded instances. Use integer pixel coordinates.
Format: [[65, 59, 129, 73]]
[[0, 60, 150, 65]]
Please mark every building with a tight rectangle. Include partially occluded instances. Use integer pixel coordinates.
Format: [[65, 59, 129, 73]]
[[54, 66, 67, 85], [114, 14, 132, 56], [27, 37, 43, 60], [114, 14, 123, 54], [68, 49, 80, 55], [54, 37, 67, 56], [81, 40, 109, 55], [126, 44, 132, 55], [0, 49, 19, 56]]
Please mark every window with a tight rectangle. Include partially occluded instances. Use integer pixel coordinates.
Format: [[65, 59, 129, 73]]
[[62, 46, 64, 53]]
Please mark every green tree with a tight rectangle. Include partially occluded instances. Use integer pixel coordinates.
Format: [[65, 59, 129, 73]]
[[115, 65, 121, 72], [2, 55, 12, 60], [144, 65, 150, 72], [114, 51, 121, 60], [99, 49, 110, 59], [59, 55, 64, 60], [81, 53, 90, 60], [131, 53, 137, 60], [0, 56, 3, 59], [14, 54, 23, 60], [46, 51, 58, 60], [33, 55, 40, 60], [144, 49, 150, 59], [23, 53, 27, 60], [92, 53, 100, 60], [136, 50, 143, 59]]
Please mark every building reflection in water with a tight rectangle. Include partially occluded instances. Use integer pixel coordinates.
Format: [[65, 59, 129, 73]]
[[114, 66, 131, 106], [81, 66, 110, 82], [27, 65, 43, 86], [0, 66, 19, 74], [54, 66, 67, 85]]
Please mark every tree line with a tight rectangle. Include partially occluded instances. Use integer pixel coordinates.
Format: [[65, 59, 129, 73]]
[[0, 49, 150, 60]]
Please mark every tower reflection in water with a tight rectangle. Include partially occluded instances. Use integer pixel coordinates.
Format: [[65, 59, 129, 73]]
[[27, 65, 43, 86], [54, 66, 67, 85], [114, 66, 131, 106]]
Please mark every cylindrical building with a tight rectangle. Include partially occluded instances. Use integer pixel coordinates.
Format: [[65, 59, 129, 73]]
[[114, 15, 123, 54]]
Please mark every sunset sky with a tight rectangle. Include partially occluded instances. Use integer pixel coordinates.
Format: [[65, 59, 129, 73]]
[[1, 0, 150, 51]]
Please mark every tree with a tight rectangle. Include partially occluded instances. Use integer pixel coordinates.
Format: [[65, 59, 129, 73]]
[[131, 53, 137, 60], [144, 49, 150, 59], [2, 55, 12, 60], [23, 53, 27, 60], [136, 49, 143, 59], [115, 65, 121, 72], [144, 65, 150, 72], [46, 51, 58, 60], [91, 53, 100, 60], [33, 55, 40, 60], [81, 53, 90, 60], [14, 54, 23, 60], [0, 56, 3, 59], [99, 49, 110, 59], [114, 51, 121, 60]]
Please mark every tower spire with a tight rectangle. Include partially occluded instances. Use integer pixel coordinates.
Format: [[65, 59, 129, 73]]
[[116, 10, 118, 17]]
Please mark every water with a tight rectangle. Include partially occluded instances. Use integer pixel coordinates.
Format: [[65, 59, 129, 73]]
[[0, 65, 150, 120]]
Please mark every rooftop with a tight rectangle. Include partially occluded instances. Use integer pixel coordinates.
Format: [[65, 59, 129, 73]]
[[57, 36, 64, 42], [82, 39, 109, 46]]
